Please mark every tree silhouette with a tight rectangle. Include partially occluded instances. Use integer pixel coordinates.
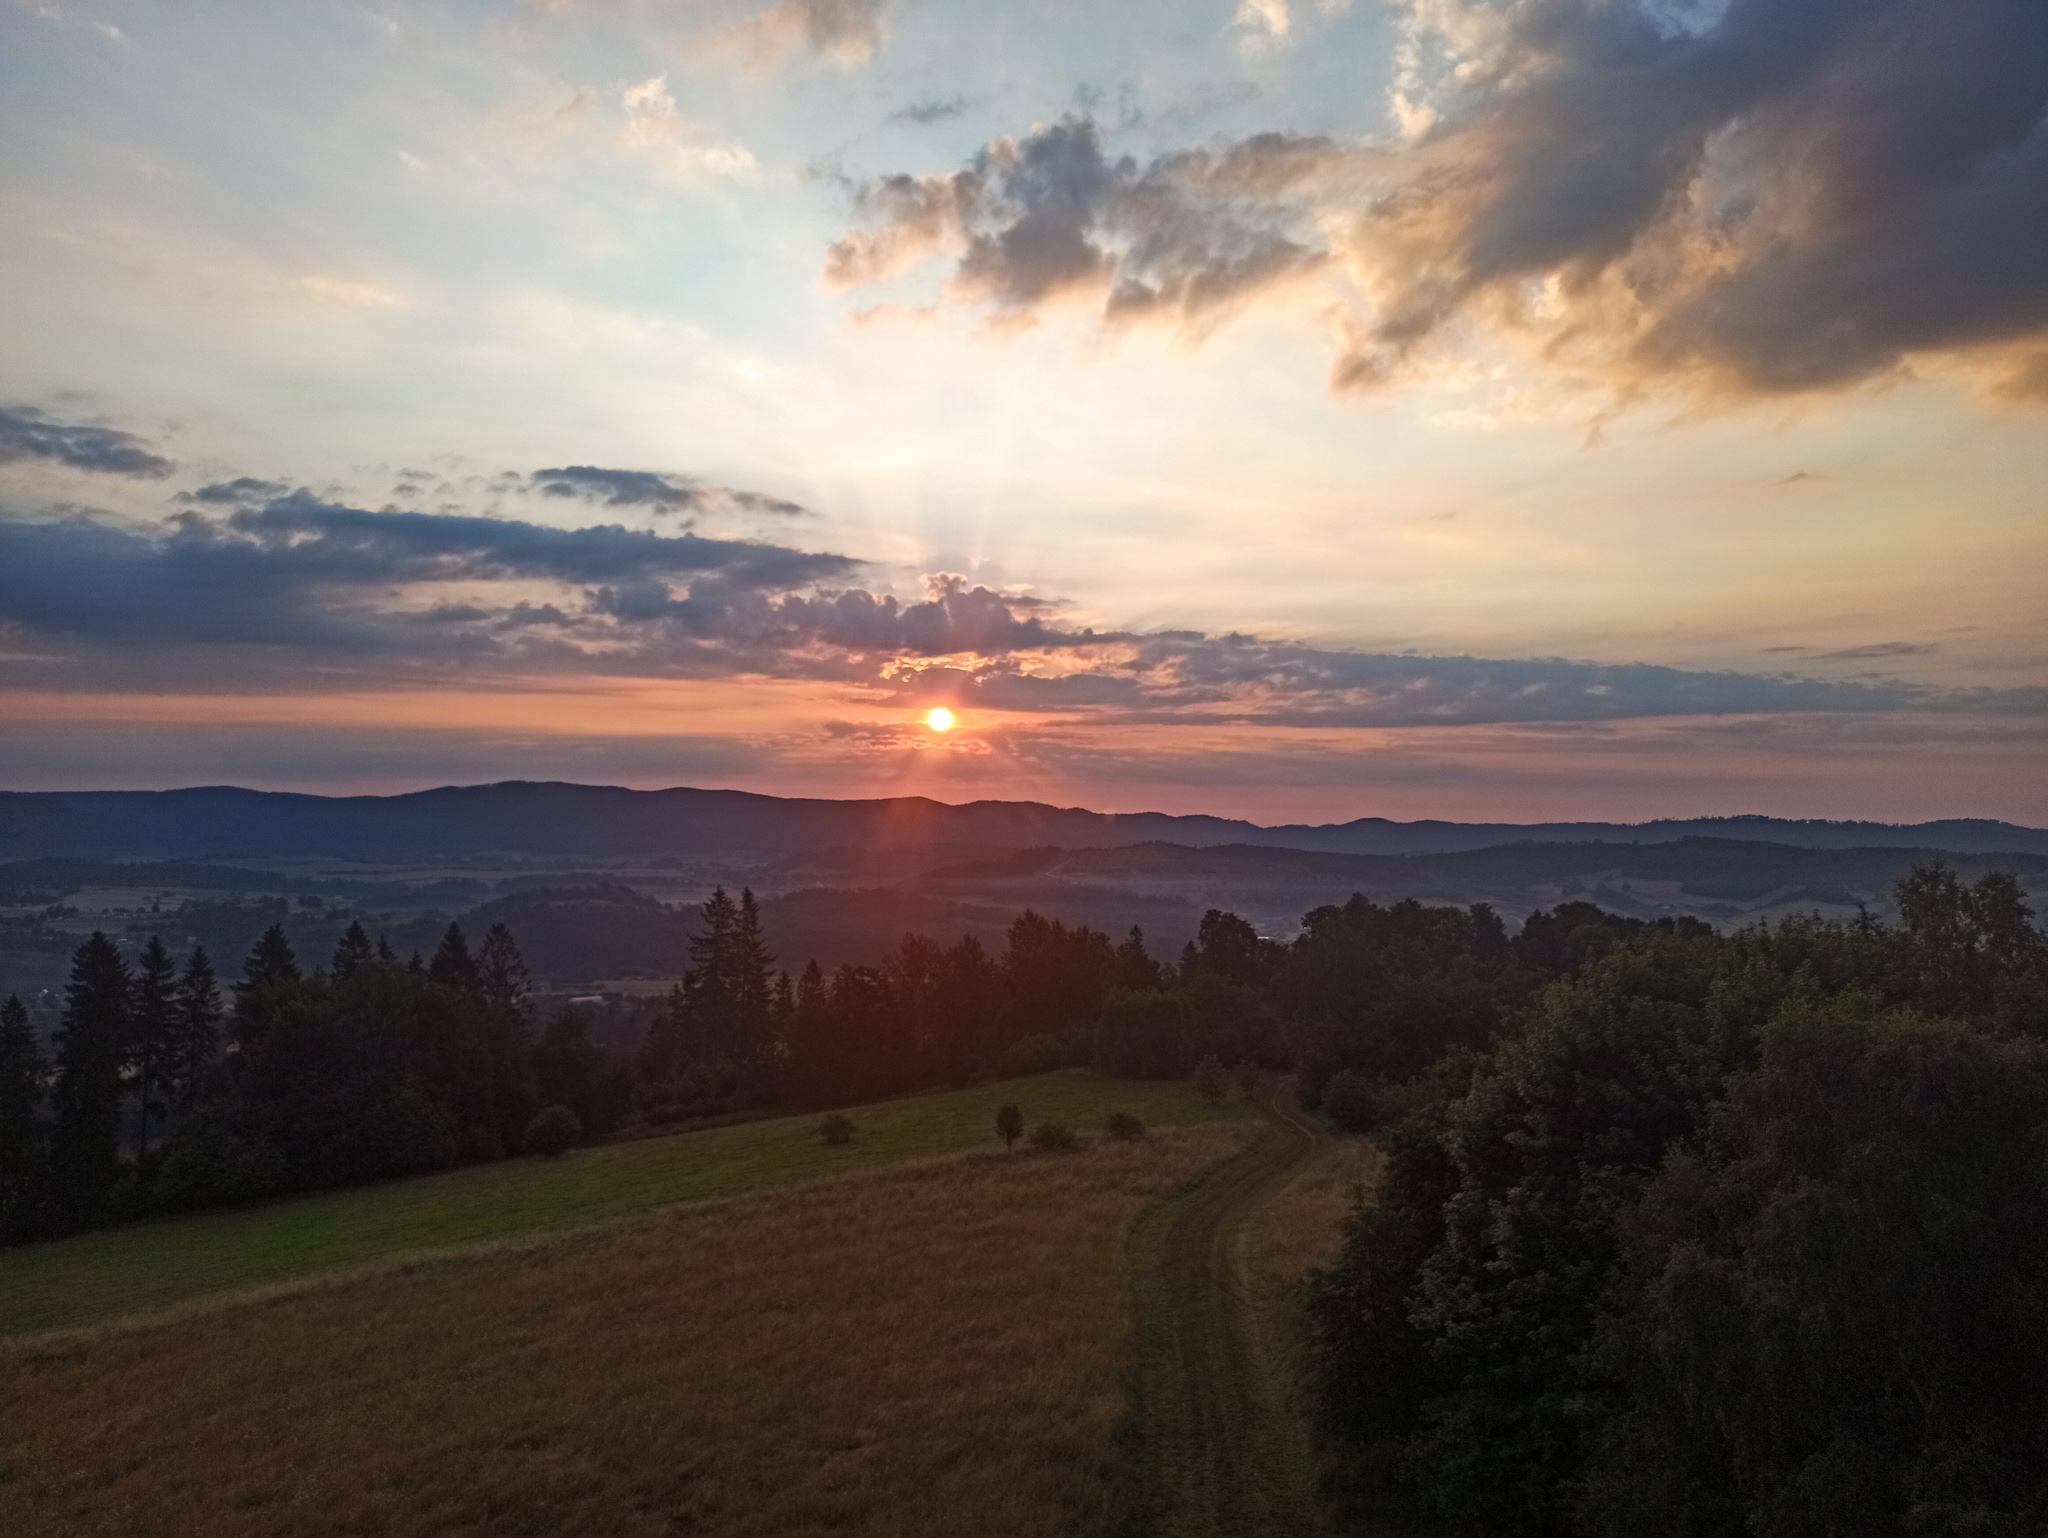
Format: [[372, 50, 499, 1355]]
[[0, 994, 45, 1239], [996, 1102, 1024, 1150], [129, 936, 179, 1158], [50, 933, 131, 1227]]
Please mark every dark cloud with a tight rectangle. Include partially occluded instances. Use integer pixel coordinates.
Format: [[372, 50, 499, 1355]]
[[887, 97, 968, 127], [0, 405, 174, 477], [529, 465, 806, 517], [1, 489, 2039, 728], [186, 477, 291, 505], [831, 0, 2048, 398], [826, 115, 1333, 323]]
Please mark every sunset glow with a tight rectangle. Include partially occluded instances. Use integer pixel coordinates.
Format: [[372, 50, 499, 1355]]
[[0, 1, 2041, 821]]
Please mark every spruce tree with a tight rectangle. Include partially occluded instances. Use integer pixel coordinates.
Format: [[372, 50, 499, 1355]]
[[476, 923, 531, 1023], [429, 923, 481, 992], [233, 923, 301, 1051], [683, 889, 740, 1062], [130, 936, 179, 1158], [331, 920, 374, 980], [49, 933, 131, 1227], [0, 994, 46, 1239], [172, 946, 221, 1107], [730, 889, 776, 1063]]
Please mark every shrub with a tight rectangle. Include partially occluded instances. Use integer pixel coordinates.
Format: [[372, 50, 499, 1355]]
[[1028, 1120, 1078, 1151], [1320, 1070, 1376, 1133], [996, 1102, 1024, 1149], [1191, 1054, 1229, 1104], [816, 1113, 857, 1146], [523, 1105, 582, 1157], [1103, 1111, 1146, 1141]]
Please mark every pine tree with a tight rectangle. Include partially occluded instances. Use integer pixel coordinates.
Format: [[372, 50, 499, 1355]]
[[683, 889, 740, 1063], [172, 946, 221, 1107], [730, 889, 776, 1063], [49, 933, 131, 1227], [331, 920, 374, 980], [130, 936, 179, 1158], [233, 923, 301, 1051], [0, 994, 46, 1239], [429, 923, 481, 993], [476, 923, 531, 1023]]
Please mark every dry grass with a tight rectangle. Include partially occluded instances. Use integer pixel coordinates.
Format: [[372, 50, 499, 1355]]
[[1237, 1135, 1382, 1299], [0, 1125, 1256, 1538]]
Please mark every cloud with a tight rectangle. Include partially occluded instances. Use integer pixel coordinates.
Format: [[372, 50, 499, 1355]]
[[0, 405, 174, 477], [824, 115, 1335, 327], [718, 0, 888, 72], [529, 465, 806, 517], [621, 76, 759, 182], [887, 96, 968, 127], [830, 0, 2048, 400], [2, 473, 2041, 727]]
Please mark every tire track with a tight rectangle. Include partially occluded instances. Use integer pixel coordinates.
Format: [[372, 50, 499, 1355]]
[[1120, 1084, 1325, 1537]]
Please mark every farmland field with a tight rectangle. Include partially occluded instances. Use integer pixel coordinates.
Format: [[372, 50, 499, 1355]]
[[0, 1070, 1252, 1338], [0, 1123, 1260, 1538]]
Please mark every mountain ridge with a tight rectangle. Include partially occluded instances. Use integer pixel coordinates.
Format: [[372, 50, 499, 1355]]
[[2, 781, 2043, 859]]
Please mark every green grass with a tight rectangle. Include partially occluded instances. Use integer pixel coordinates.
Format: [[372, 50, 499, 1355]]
[[0, 1071, 1250, 1338]]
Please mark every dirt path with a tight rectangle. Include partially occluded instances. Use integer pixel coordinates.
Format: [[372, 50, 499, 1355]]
[[1118, 1084, 1328, 1537]]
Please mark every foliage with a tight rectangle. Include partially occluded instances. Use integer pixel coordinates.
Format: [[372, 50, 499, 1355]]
[[995, 1102, 1023, 1148], [1103, 1110, 1146, 1140], [1028, 1120, 1078, 1151], [1303, 866, 2048, 1537], [1191, 1054, 1229, 1103], [522, 1105, 581, 1157], [816, 1113, 857, 1146], [0, 995, 45, 1241], [1319, 1069, 1375, 1132]]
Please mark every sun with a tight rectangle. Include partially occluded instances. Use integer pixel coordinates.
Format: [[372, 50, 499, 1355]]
[[926, 707, 955, 732]]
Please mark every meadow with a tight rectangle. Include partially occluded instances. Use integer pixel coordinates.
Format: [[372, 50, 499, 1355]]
[[0, 1123, 1259, 1538], [0, 1070, 1250, 1337]]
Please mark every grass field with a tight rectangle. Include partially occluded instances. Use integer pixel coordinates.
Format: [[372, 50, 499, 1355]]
[[0, 1123, 1259, 1538], [0, 1070, 1251, 1337]]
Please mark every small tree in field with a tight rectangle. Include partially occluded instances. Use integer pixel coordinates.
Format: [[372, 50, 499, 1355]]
[[1103, 1111, 1145, 1141], [1192, 1055, 1229, 1104], [996, 1102, 1024, 1149], [523, 1105, 581, 1157], [1028, 1120, 1078, 1151], [817, 1113, 857, 1146]]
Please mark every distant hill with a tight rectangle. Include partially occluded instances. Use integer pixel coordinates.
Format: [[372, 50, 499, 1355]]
[[1, 782, 2042, 860]]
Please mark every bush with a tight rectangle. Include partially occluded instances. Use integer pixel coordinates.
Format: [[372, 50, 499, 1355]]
[[998, 1027, 1091, 1078], [523, 1104, 582, 1156], [1103, 1111, 1146, 1140], [996, 1102, 1024, 1148], [1320, 1069, 1376, 1133], [1192, 1054, 1229, 1103], [816, 1112, 857, 1146], [1028, 1120, 1079, 1151]]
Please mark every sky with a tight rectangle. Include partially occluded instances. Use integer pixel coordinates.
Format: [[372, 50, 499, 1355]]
[[0, 0, 2044, 824]]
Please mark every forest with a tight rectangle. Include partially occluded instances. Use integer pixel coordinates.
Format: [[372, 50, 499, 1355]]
[[3, 863, 2045, 1534]]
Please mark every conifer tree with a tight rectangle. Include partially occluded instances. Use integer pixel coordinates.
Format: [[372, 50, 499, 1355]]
[[429, 923, 481, 992], [331, 920, 374, 980], [172, 946, 221, 1107], [682, 888, 740, 1062], [0, 994, 46, 1239], [233, 923, 301, 1050], [49, 933, 131, 1227], [130, 936, 179, 1158], [476, 922, 531, 1023], [730, 889, 775, 1063]]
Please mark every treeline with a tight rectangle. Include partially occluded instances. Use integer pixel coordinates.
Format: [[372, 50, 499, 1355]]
[[629, 889, 1696, 1116], [1, 878, 1685, 1241], [0, 920, 577, 1239], [1304, 864, 2048, 1536]]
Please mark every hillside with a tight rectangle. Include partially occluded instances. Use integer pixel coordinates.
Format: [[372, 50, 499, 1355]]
[[2, 781, 2042, 860]]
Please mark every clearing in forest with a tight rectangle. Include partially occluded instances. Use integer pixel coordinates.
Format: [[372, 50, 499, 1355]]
[[0, 1124, 1258, 1538], [0, 1069, 1249, 1337]]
